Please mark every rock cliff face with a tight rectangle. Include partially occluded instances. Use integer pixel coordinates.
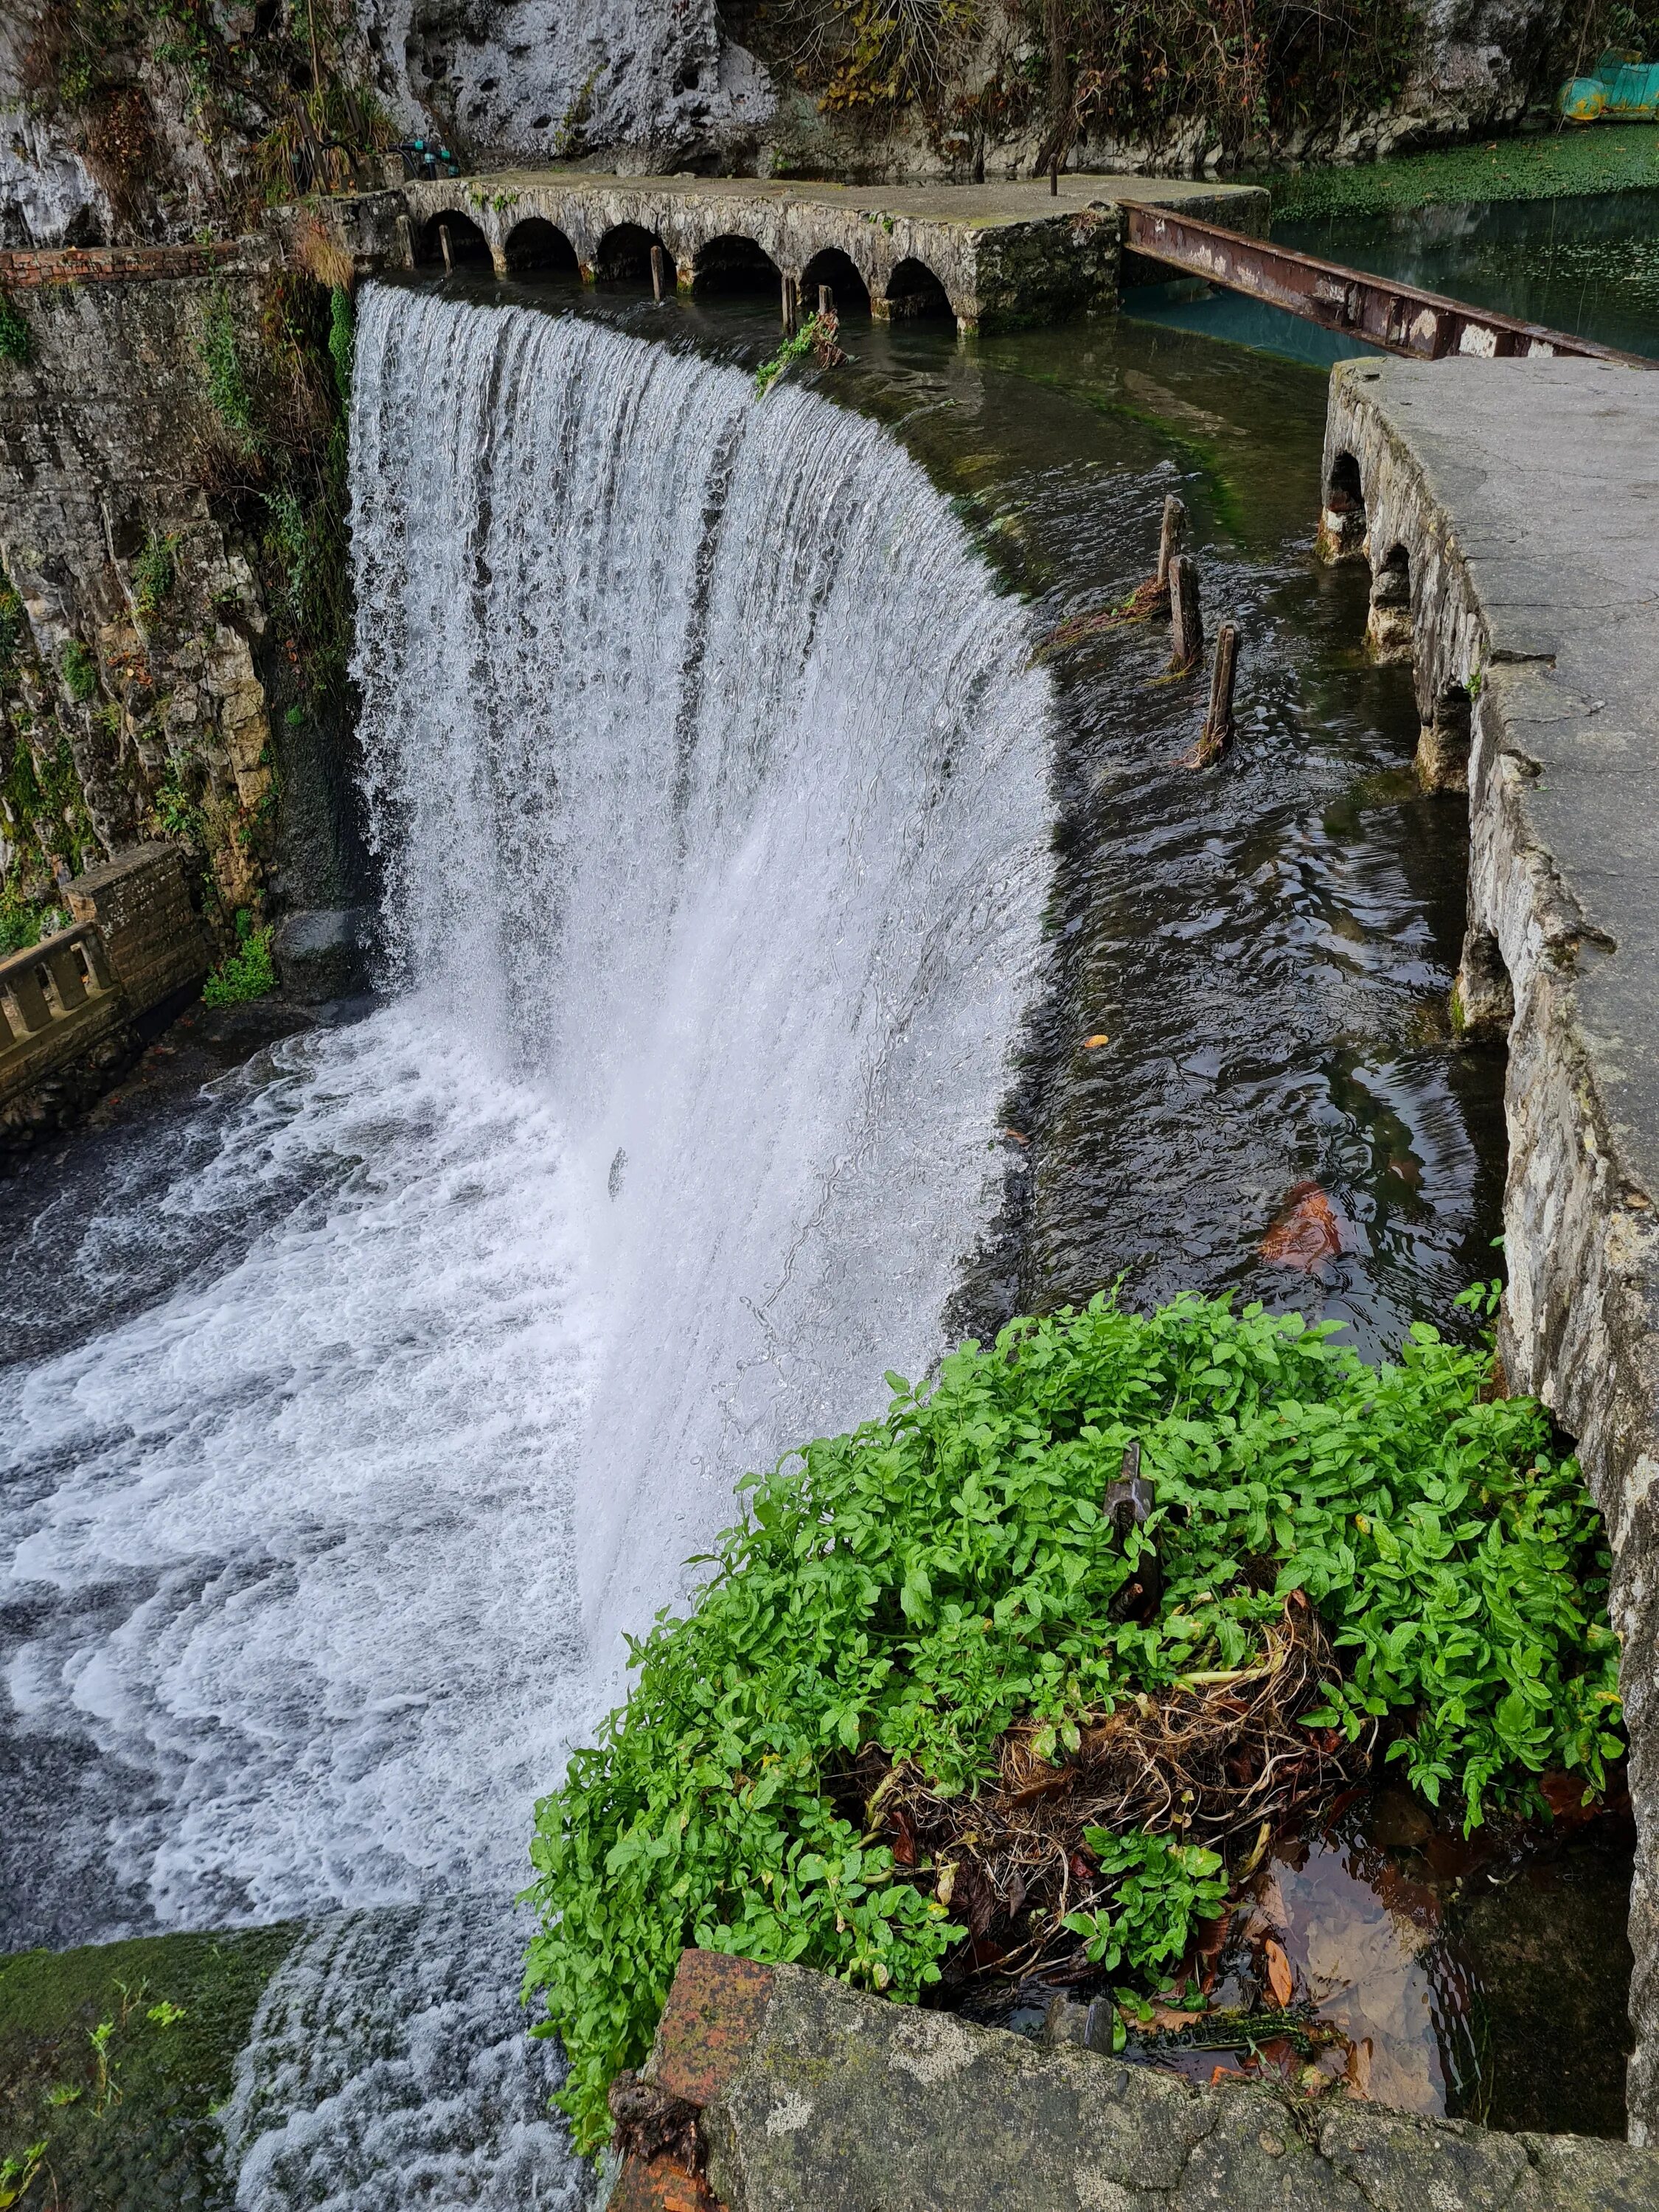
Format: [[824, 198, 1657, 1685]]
[[0, 0, 1584, 251]]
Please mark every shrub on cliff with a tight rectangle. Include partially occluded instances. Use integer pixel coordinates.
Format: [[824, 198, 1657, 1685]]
[[523, 1291, 1622, 2154]]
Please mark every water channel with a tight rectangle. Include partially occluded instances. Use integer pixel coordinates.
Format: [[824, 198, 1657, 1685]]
[[0, 220, 1639, 2197]]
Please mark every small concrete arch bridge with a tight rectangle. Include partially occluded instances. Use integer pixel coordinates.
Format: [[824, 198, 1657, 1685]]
[[316, 172, 1268, 335]]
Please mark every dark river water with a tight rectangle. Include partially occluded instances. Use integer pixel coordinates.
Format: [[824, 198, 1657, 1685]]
[[0, 257, 1635, 2171]]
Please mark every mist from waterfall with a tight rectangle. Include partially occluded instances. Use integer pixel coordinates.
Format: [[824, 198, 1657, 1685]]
[[0, 287, 1052, 2198]]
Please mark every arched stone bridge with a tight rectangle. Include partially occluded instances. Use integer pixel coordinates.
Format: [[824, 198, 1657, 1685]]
[[310, 172, 1264, 335]]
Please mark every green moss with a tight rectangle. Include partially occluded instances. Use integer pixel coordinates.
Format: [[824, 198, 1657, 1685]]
[[1262, 122, 1659, 223], [58, 639, 98, 704], [0, 1924, 300, 2209], [0, 290, 29, 368]]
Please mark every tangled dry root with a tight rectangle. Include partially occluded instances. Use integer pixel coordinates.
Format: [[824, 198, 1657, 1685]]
[[861, 1594, 1373, 1983]]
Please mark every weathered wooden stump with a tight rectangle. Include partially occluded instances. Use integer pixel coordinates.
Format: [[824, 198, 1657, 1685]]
[[438, 221, 453, 274], [650, 244, 666, 301], [1168, 554, 1203, 673], [818, 284, 834, 317], [1155, 495, 1186, 594], [1186, 622, 1239, 768]]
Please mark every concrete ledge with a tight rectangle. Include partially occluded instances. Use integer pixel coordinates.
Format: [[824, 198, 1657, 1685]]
[[613, 1952, 1659, 2211], [1319, 356, 1659, 2138]]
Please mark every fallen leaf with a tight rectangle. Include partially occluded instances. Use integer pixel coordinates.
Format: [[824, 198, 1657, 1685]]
[[1539, 1770, 1596, 1824], [1259, 1181, 1341, 1270], [1263, 1937, 1294, 2008], [1004, 1129, 1030, 1146], [1084, 1033, 1110, 1049], [1209, 2063, 1235, 2086], [1344, 2037, 1373, 2098], [1144, 2003, 1203, 2033]]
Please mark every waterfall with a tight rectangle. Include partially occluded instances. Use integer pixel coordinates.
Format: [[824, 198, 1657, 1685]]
[[347, 286, 1054, 1655], [0, 285, 1051, 2195]]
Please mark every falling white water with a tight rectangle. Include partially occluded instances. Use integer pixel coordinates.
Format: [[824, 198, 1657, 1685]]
[[0, 285, 1051, 2197]]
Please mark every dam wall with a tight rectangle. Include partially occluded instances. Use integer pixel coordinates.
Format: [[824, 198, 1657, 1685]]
[[1321, 355, 1659, 2136]]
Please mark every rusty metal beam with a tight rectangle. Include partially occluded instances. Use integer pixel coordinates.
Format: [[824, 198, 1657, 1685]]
[[1121, 204, 1652, 368]]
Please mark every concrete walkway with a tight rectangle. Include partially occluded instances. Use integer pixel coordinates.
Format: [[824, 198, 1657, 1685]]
[[1322, 355, 1659, 2138]]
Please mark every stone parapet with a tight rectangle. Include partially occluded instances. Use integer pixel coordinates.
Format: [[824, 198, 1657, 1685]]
[[1319, 355, 1659, 2138], [608, 1950, 1659, 2211], [1, 842, 204, 1154]]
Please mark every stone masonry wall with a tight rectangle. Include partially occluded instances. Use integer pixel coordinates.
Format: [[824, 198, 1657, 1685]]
[[0, 248, 367, 953], [1320, 356, 1659, 2140]]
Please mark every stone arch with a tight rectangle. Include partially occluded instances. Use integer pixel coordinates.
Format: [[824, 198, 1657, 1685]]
[[417, 210, 491, 270], [692, 233, 782, 296], [1366, 541, 1412, 661], [594, 223, 672, 285], [800, 247, 871, 318], [504, 217, 579, 276], [1320, 450, 1366, 560], [1416, 680, 1472, 795], [883, 257, 953, 322]]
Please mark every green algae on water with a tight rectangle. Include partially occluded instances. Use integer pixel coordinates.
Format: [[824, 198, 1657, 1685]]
[[1261, 124, 1659, 223]]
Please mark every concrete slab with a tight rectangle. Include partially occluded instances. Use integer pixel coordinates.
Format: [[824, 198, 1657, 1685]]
[[1321, 355, 1659, 2140]]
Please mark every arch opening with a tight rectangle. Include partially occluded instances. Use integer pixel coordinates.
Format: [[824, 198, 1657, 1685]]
[[692, 233, 782, 296], [1327, 451, 1363, 512], [1319, 451, 1366, 561], [883, 257, 953, 322], [800, 248, 871, 319], [417, 212, 491, 270], [505, 218, 579, 278], [595, 223, 672, 285]]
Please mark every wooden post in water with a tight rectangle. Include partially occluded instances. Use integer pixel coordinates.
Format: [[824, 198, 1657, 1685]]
[[1168, 554, 1203, 673], [1196, 623, 1239, 764], [1049, 155, 1060, 196], [782, 272, 799, 333], [650, 244, 666, 302], [439, 221, 453, 275], [1155, 495, 1186, 593], [395, 213, 414, 271], [818, 284, 834, 317]]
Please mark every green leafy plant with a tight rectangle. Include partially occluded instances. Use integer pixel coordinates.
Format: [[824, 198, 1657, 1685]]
[[0, 291, 30, 367], [148, 757, 205, 846], [58, 639, 98, 703], [327, 285, 354, 408], [1061, 1831, 1227, 1972], [201, 908, 276, 1005], [199, 288, 260, 456], [755, 310, 846, 397], [0, 2143, 47, 2211], [131, 531, 178, 624], [0, 580, 24, 682], [524, 1291, 1621, 2155]]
